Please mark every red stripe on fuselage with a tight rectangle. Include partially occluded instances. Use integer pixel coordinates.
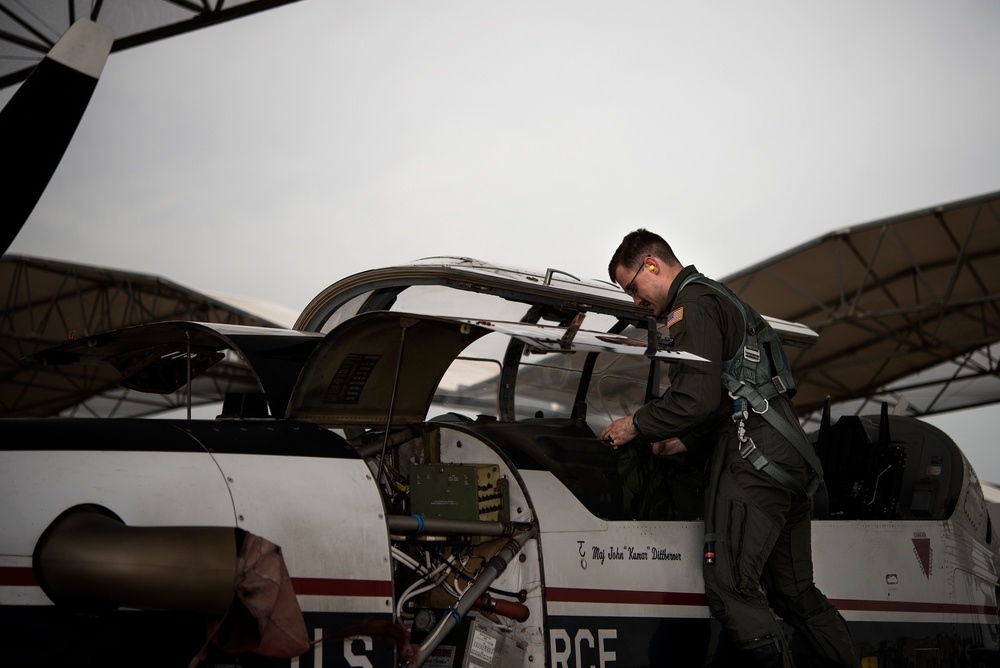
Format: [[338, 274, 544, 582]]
[[3, 570, 991, 617], [0, 567, 37, 586], [830, 598, 998, 616], [546, 587, 997, 617], [291, 577, 393, 598], [547, 587, 707, 607], [0, 567, 391, 598]]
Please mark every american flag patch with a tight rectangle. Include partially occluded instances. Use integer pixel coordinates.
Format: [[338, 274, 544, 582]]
[[666, 307, 684, 328]]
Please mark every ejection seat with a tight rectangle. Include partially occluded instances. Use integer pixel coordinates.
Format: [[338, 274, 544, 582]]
[[812, 404, 964, 521], [812, 404, 906, 520]]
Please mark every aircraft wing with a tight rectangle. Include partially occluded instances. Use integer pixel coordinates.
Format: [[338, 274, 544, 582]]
[[0, 2, 308, 256], [0, 19, 113, 257], [723, 190, 1000, 421]]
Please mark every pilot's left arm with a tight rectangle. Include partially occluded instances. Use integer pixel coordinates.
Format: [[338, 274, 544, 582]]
[[601, 287, 729, 447]]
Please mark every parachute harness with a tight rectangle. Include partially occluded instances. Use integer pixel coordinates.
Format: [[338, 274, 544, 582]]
[[675, 272, 822, 497]]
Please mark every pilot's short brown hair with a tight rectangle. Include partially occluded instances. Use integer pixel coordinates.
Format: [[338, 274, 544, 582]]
[[608, 228, 678, 282]]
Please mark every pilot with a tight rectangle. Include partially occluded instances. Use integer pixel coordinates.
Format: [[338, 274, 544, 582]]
[[600, 229, 859, 668]]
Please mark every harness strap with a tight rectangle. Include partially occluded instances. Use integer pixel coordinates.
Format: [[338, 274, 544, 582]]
[[676, 271, 822, 497], [726, 375, 823, 497], [736, 433, 808, 497], [677, 272, 823, 497]]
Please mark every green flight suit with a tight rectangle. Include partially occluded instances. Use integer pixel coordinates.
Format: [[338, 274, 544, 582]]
[[631, 265, 858, 667], [616, 437, 706, 521]]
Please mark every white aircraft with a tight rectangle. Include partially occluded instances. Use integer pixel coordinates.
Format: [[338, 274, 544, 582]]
[[2, 16, 1000, 668], [3, 252, 999, 668]]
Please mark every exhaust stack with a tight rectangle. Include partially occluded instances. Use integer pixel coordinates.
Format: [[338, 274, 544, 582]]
[[33, 504, 238, 615]]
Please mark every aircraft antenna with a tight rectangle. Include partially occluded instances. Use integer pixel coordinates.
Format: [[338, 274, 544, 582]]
[[186, 331, 192, 420]]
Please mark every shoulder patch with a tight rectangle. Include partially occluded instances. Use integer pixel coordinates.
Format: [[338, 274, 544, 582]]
[[666, 306, 684, 328]]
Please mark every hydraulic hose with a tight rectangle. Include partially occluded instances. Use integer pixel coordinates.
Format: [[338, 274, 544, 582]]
[[411, 524, 537, 667]]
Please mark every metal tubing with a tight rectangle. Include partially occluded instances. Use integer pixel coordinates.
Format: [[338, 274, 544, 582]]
[[386, 515, 533, 538], [412, 525, 538, 667]]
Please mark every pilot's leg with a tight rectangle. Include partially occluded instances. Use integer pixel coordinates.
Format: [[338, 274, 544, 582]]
[[703, 460, 795, 668], [761, 494, 861, 667]]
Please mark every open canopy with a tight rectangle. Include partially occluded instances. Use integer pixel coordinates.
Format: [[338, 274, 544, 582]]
[[32, 321, 321, 419], [0, 255, 289, 418], [288, 312, 707, 428]]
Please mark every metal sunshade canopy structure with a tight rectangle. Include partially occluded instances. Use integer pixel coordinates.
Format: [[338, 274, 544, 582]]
[[723, 189, 1000, 423], [0, 255, 287, 417], [0, 0, 303, 89]]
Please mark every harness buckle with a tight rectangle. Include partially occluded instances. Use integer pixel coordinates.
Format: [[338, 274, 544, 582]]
[[752, 397, 769, 415], [729, 392, 749, 421], [743, 346, 761, 363], [740, 439, 770, 472]]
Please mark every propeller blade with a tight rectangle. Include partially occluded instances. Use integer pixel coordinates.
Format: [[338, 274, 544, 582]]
[[0, 19, 114, 256]]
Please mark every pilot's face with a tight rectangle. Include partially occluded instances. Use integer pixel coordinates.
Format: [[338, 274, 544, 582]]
[[615, 260, 668, 316]]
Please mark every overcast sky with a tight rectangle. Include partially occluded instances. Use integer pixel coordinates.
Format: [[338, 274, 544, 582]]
[[4, 1, 999, 475]]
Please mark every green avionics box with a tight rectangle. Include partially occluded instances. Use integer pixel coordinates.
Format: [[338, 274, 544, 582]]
[[410, 464, 507, 523]]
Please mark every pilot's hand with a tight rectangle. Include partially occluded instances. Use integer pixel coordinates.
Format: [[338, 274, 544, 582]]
[[651, 437, 687, 456], [601, 416, 638, 449]]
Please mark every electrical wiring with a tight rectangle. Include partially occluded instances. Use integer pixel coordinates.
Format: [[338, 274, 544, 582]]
[[395, 560, 449, 620]]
